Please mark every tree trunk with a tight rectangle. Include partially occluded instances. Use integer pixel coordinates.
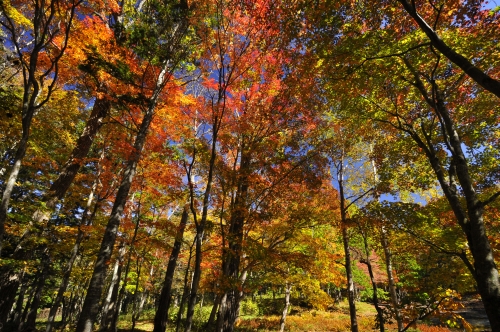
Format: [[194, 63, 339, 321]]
[[342, 226, 358, 332], [30, 95, 111, 230], [337, 155, 359, 332], [279, 282, 292, 332], [46, 182, 101, 332], [360, 234, 384, 332], [18, 250, 49, 331], [153, 205, 189, 332], [0, 134, 29, 255], [205, 294, 220, 329], [75, 96, 157, 332], [49, 96, 110, 200], [45, 229, 85, 332], [175, 242, 195, 332], [0, 271, 21, 327], [184, 228, 203, 332], [215, 293, 227, 332], [176, 263, 194, 332], [401, 60, 500, 330], [99, 243, 126, 332], [110, 195, 145, 332], [9, 274, 27, 327], [216, 148, 250, 332], [130, 255, 146, 332], [381, 226, 403, 331], [131, 291, 148, 332]]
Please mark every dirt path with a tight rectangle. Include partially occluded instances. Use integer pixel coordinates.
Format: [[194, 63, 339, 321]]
[[455, 298, 490, 331]]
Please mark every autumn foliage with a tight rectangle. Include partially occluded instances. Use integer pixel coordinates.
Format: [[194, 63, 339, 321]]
[[0, 0, 499, 331]]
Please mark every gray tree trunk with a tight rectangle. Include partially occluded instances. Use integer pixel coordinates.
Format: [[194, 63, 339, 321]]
[[153, 205, 189, 332], [381, 226, 403, 331], [216, 149, 250, 332], [279, 282, 292, 332], [99, 243, 126, 332]]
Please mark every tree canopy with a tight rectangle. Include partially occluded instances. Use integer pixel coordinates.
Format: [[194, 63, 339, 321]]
[[0, 0, 499, 331]]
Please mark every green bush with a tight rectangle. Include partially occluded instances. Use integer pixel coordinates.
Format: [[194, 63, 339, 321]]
[[256, 298, 283, 315], [240, 299, 259, 316], [193, 305, 212, 325]]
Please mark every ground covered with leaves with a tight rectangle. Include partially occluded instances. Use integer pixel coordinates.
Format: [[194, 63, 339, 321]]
[[35, 300, 463, 332]]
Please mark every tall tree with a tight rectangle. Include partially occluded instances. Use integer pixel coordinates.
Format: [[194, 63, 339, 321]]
[[0, 0, 83, 255], [75, 1, 193, 331]]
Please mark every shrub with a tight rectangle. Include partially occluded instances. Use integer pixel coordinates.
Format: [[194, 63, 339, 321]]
[[256, 298, 283, 315], [240, 299, 259, 316]]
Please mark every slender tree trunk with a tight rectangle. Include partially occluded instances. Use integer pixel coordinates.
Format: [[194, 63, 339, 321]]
[[199, 293, 205, 310], [279, 282, 292, 332], [360, 234, 384, 332], [337, 155, 359, 332], [18, 283, 36, 330], [49, 96, 110, 200], [9, 274, 27, 327], [60, 297, 68, 328], [62, 291, 75, 329], [130, 254, 146, 331], [46, 182, 101, 332], [65, 291, 78, 328], [176, 246, 194, 332], [0, 134, 29, 255], [99, 243, 126, 332], [30, 96, 111, 230], [184, 228, 203, 332], [370, 147, 403, 332], [153, 205, 189, 332], [0, 271, 21, 327], [18, 250, 50, 331], [110, 195, 144, 332], [381, 226, 403, 331], [131, 291, 148, 332], [205, 294, 220, 329], [75, 97, 157, 332], [341, 226, 358, 332], [45, 230, 85, 332]]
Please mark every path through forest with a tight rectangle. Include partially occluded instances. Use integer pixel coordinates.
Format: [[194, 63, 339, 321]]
[[457, 297, 491, 331]]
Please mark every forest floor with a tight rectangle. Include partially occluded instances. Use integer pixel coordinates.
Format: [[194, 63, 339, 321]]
[[111, 301, 453, 332], [34, 299, 490, 331]]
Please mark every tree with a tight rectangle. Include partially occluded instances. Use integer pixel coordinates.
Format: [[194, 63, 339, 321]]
[[307, 0, 500, 327], [0, 0, 83, 255], [75, 1, 194, 331]]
